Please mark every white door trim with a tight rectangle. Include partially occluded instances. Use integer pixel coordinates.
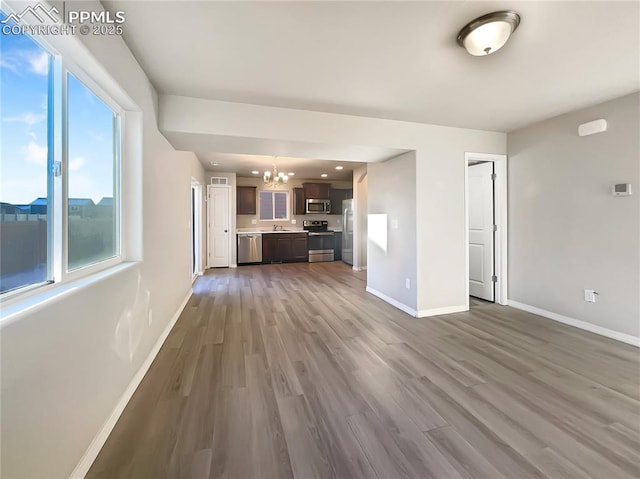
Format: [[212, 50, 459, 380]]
[[465, 152, 508, 306], [206, 184, 232, 268], [190, 178, 202, 281]]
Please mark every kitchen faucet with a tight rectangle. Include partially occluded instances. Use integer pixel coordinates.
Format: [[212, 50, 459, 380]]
[[273, 224, 283, 231]]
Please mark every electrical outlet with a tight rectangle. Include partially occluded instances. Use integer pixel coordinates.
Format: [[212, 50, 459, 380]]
[[405, 278, 411, 289], [251, 219, 257, 225], [291, 219, 297, 225], [584, 289, 597, 303]]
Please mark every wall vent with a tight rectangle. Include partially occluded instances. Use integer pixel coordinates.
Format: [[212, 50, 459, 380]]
[[210, 177, 229, 185]]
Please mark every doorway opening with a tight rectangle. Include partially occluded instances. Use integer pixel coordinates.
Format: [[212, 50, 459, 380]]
[[191, 179, 202, 281], [465, 152, 508, 307]]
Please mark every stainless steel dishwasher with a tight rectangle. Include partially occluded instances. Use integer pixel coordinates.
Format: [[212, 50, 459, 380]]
[[237, 233, 262, 264]]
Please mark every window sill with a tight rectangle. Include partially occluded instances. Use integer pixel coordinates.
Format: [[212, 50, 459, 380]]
[[0, 261, 139, 327]]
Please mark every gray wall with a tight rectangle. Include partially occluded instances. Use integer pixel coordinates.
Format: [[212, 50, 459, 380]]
[[368, 152, 417, 309], [508, 92, 640, 338]]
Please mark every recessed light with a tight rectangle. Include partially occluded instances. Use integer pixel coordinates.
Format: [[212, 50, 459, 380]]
[[288, 172, 295, 176], [335, 166, 344, 170], [321, 173, 328, 178], [251, 170, 259, 175], [210, 161, 219, 166]]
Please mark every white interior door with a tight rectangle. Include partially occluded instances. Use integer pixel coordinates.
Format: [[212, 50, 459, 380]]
[[207, 185, 230, 268], [468, 162, 495, 301]]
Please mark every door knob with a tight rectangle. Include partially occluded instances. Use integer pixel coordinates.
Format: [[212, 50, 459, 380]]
[[224, 229, 228, 232]]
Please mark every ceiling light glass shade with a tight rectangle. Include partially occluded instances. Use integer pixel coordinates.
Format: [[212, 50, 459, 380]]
[[457, 11, 520, 56], [264, 161, 288, 187]]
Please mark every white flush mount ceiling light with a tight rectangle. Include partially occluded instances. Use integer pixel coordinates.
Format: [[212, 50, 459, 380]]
[[457, 11, 520, 56]]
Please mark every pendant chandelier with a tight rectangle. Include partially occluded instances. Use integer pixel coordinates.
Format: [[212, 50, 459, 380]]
[[263, 158, 288, 187]]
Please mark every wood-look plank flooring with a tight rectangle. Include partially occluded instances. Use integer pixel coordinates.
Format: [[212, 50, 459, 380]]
[[87, 262, 640, 479]]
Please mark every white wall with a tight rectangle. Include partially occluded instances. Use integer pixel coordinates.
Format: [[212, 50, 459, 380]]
[[160, 96, 506, 316], [368, 152, 417, 309], [0, 2, 206, 477], [508, 92, 640, 339]]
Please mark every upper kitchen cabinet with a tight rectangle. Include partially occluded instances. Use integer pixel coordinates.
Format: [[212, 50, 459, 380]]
[[303, 182, 331, 200], [293, 188, 306, 215], [329, 188, 353, 215], [236, 186, 257, 215]]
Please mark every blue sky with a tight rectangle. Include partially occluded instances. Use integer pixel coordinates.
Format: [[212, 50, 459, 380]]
[[1, 10, 115, 205]]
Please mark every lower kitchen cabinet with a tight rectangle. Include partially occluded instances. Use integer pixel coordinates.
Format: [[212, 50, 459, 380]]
[[262, 233, 308, 263]]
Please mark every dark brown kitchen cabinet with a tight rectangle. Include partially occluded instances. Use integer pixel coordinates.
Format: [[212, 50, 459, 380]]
[[329, 188, 353, 215], [293, 188, 306, 215], [333, 231, 342, 261], [262, 233, 308, 263], [303, 182, 331, 200], [236, 186, 257, 215]]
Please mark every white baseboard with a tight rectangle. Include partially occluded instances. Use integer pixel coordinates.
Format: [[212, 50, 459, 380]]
[[70, 289, 193, 478], [366, 286, 417, 317], [417, 305, 468, 318], [508, 300, 640, 348]]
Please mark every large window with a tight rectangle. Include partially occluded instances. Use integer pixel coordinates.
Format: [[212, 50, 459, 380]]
[[67, 73, 119, 270], [259, 190, 289, 221], [0, 12, 121, 295]]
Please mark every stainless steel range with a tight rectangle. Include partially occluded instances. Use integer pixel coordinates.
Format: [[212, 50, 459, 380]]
[[303, 220, 334, 263]]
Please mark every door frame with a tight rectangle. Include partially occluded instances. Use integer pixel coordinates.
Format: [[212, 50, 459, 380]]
[[465, 152, 508, 306], [190, 178, 202, 281], [206, 184, 231, 268]]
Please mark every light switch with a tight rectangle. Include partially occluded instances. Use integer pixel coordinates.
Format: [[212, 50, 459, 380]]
[[391, 219, 399, 229]]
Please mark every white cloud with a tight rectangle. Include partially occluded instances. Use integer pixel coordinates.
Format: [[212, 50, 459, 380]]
[[67, 173, 106, 203], [3, 112, 46, 127], [69, 156, 85, 171], [87, 131, 105, 142], [28, 52, 49, 76], [0, 174, 48, 205], [0, 57, 20, 74], [22, 141, 47, 166]]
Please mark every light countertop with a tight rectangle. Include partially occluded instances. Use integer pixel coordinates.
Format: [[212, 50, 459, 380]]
[[237, 229, 307, 234]]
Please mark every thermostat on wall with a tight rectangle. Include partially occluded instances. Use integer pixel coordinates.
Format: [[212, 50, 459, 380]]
[[612, 183, 632, 196]]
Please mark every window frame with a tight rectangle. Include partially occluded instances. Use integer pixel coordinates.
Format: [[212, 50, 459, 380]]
[[258, 190, 290, 222], [0, 16, 125, 301], [62, 66, 123, 281]]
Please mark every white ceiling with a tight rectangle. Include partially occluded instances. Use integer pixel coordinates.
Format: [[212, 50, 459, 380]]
[[104, 1, 639, 133], [199, 152, 364, 180]]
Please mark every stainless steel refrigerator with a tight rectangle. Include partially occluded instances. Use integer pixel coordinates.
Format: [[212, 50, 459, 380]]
[[342, 199, 354, 265]]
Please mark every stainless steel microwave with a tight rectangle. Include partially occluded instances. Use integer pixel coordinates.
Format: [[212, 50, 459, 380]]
[[306, 199, 331, 214]]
